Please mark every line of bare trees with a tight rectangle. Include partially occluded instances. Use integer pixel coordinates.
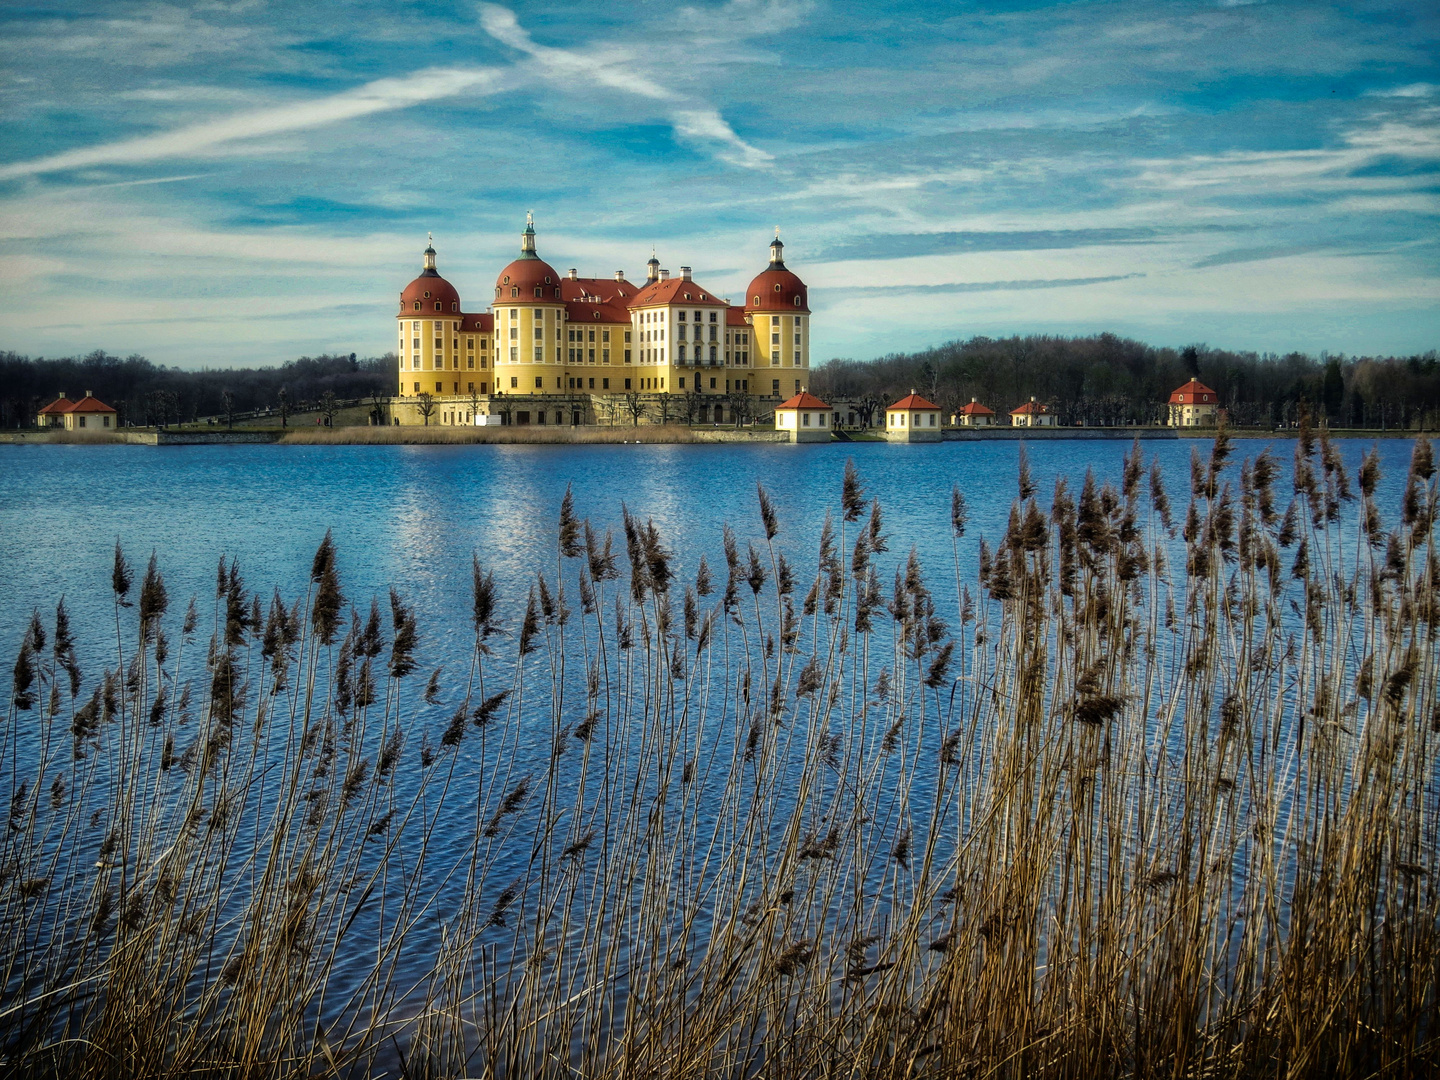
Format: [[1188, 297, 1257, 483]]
[[811, 334, 1440, 428]]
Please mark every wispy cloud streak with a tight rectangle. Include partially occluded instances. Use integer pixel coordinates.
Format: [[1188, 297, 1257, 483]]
[[0, 67, 503, 180], [477, 4, 772, 169]]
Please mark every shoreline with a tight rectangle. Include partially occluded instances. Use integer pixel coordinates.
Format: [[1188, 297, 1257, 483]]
[[1, 425, 1433, 446]]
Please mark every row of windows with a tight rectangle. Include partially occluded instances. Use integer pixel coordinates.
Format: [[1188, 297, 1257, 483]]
[[405, 376, 794, 397], [409, 357, 490, 370]]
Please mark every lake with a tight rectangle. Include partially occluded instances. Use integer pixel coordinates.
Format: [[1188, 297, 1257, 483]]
[[1, 436, 1421, 660]]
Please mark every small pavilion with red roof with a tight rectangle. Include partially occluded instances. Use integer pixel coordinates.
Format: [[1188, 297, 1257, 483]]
[[774, 390, 831, 443], [1168, 378, 1219, 427], [37, 391, 117, 431], [1010, 397, 1055, 428], [886, 390, 942, 442], [954, 398, 996, 427]]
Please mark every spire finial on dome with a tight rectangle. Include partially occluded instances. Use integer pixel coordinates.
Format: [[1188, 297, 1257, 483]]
[[769, 229, 785, 269], [422, 235, 438, 274], [520, 212, 538, 258]]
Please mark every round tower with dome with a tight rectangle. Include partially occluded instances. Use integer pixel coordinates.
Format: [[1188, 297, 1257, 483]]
[[394, 237, 495, 419], [744, 229, 810, 400], [492, 213, 568, 398]]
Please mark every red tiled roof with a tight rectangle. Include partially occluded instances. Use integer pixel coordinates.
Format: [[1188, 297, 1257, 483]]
[[400, 274, 460, 313], [560, 276, 639, 305], [495, 256, 564, 301], [726, 305, 749, 327], [889, 392, 939, 411], [628, 276, 728, 309], [565, 298, 631, 324], [745, 267, 809, 314], [777, 391, 829, 410], [38, 396, 77, 415], [1169, 379, 1218, 405], [461, 312, 494, 333], [69, 395, 116, 413], [1011, 400, 1049, 415], [957, 400, 994, 416]]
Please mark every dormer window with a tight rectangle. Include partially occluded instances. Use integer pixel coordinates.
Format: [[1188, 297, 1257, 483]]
[[774, 284, 782, 292], [511, 287, 518, 298], [414, 301, 421, 311], [794, 296, 801, 306], [452, 302, 458, 311], [534, 287, 542, 297], [435, 302, 442, 311], [752, 295, 760, 305]]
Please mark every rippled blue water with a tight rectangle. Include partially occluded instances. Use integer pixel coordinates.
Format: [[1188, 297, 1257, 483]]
[[0, 437, 1424, 667]]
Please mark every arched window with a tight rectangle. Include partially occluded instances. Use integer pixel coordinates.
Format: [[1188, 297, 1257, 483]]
[[794, 296, 801, 306], [511, 287, 518, 298], [414, 301, 421, 311], [435, 302, 442, 311], [452, 302, 458, 311], [752, 295, 760, 305]]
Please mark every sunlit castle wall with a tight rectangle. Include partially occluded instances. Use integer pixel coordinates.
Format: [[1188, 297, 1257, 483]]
[[744, 233, 810, 401], [395, 241, 493, 418]]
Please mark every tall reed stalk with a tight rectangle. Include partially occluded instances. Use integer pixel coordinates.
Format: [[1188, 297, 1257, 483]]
[[2, 429, 1437, 1078]]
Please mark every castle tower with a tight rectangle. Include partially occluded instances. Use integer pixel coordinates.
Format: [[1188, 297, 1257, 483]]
[[744, 228, 810, 399]]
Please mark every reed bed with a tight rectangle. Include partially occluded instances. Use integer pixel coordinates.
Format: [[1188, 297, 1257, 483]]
[[2, 426, 1438, 1078], [279, 424, 701, 445]]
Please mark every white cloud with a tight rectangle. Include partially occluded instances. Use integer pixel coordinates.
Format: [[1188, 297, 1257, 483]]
[[0, 66, 504, 180], [477, 3, 772, 169]]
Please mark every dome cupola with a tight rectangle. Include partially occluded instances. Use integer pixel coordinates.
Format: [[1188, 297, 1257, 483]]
[[744, 228, 809, 314], [400, 234, 461, 313], [495, 211, 563, 300]]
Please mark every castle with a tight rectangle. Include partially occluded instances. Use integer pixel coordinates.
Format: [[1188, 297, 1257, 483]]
[[392, 216, 811, 425]]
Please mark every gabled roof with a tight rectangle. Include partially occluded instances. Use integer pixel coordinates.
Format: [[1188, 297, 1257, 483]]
[[461, 312, 494, 332], [1169, 379, 1218, 405], [889, 392, 940, 411], [70, 395, 116, 413], [957, 400, 994, 416], [1011, 399, 1049, 415], [38, 396, 77, 415], [628, 276, 728, 309], [776, 391, 829, 411], [726, 305, 749, 327]]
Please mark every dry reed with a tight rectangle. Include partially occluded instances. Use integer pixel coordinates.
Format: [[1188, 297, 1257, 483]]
[[2, 428, 1438, 1078]]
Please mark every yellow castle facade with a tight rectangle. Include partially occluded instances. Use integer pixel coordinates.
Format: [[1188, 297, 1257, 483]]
[[392, 216, 810, 424]]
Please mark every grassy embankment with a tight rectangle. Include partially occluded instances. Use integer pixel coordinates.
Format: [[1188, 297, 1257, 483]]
[[1, 428, 1438, 1077]]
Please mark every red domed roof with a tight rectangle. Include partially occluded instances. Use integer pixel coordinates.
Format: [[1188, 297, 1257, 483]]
[[744, 235, 808, 314], [400, 274, 461, 314], [495, 257, 563, 301], [398, 241, 462, 314], [493, 216, 564, 302]]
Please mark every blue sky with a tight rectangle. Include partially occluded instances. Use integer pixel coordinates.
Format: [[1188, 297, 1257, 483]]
[[0, 0, 1436, 369]]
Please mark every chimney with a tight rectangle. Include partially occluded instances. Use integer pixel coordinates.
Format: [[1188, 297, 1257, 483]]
[[567, 268, 577, 280], [910, 388, 917, 395], [971, 397, 977, 403], [57, 389, 65, 400], [84, 390, 93, 398], [615, 270, 625, 281], [659, 269, 670, 281], [680, 266, 692, 281]]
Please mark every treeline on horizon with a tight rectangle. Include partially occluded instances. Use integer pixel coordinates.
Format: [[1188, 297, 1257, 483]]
[[0, 350, 394, 428], [3, 334, 1439, 429], [811, 333, 1440, 429]]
